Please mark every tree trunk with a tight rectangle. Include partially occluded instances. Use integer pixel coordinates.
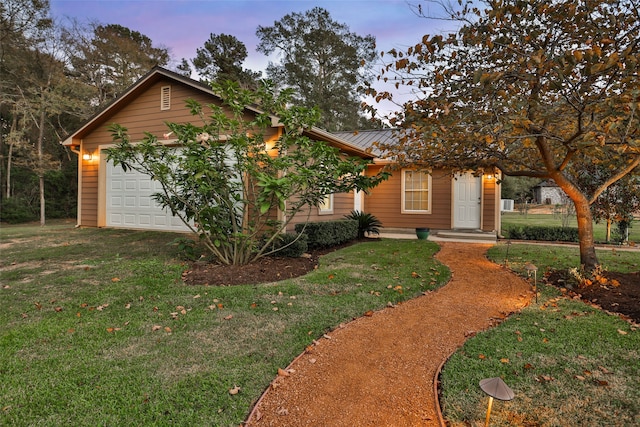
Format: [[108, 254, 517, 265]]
[[37, 108, 46, 227], [573, 196, 599, 270]]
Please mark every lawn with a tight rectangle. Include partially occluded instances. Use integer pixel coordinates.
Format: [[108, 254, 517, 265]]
[[501, 211, 640, 244], [0, 222, 449, 426], [439, 242, 640, 426]]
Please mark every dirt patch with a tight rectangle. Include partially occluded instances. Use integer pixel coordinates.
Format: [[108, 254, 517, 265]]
[[545, 269, 640, 324]]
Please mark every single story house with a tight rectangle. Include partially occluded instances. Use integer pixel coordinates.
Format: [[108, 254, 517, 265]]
[[62, 67, 501, 236]]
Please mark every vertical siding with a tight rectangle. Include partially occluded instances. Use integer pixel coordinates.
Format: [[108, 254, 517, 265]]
[[482, 176, 497, 231]]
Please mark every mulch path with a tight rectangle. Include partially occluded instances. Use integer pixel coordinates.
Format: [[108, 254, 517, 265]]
[[244, 243, 533, 426]]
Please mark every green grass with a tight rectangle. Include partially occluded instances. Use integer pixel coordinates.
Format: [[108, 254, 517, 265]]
[[501, 211, 640, 244], [0, 223, 449, 426], [440, 242, 640, 426]]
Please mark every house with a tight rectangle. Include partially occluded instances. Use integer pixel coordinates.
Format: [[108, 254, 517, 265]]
[[61, 67, 373, 232], [533, 180, 567, 205], [63, 67, 501, 237], [335, 130, 501, 236]]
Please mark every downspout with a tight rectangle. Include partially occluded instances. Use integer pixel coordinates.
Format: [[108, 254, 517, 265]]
[[68, 141, 82, 228]]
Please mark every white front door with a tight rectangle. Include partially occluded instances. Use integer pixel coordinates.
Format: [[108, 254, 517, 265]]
[[453, 172, 481, 229]]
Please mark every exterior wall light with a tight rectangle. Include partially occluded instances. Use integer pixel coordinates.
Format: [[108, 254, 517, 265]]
[[82, 152, 93, 161]]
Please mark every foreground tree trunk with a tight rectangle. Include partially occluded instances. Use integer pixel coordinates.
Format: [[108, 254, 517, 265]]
[[562, 185, 599, 270]]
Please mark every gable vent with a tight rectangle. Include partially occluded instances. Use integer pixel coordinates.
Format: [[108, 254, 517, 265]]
[[160, 85, 171, 110]]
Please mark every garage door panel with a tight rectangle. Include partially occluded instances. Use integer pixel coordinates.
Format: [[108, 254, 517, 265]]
[[105, 159, 191, 232]]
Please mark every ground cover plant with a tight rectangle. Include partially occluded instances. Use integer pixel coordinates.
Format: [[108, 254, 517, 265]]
[[439, 243, 639, 426], [0, 222, 449, 426]]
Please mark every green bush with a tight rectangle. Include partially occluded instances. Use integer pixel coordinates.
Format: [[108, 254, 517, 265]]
[[295, 220, 358, 249], [344, 210, 382, 238], [505, 225, 579, 242], [266, 233, 308, 258], [0, 197, 38, 223]]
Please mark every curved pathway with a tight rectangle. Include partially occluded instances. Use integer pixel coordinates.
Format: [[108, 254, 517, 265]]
[[246, 242, 532, 426]]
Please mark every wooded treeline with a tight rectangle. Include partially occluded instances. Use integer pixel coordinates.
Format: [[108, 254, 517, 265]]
[[0, 0, 378, 224]]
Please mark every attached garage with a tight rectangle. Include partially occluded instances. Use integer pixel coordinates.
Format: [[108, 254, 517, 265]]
[[105, 159, 191, 232]]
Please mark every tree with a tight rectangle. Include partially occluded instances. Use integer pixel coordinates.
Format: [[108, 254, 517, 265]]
[[106, 81, 386, 265], [373, 0, 640, 270], [63, 22, 170, 106], [579, 165, 640, 242], [256, 7, 377, 131], [192, 33, 260, 88]]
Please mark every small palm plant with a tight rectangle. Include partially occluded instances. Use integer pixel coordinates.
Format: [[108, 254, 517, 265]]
[[344, 210, 383, 239]]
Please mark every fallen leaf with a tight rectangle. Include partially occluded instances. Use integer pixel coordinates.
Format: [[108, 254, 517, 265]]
[[411, 271, 421, 278], [595, 380, 609, 387], [500, 358, 510, 364], [617, 329, 628, 335], [523, 363, 534, 370], [478, 354, 486, 359], [54, 306, 63, 312], [34, 302, 42, 310], [364, 310, 374, 317], [224, 315, 233, 320], [111, 277, 120, 282], [217, 303, 224, 309], [250, 303, 257, 308], [106, 327, 115, 333], [164, 326, 172, 333], [277, 368, 289, 377], [193, 294, 201, 299], [229, 385, 240, 395], [152, 325, 162, 331], [575, 375, 585, 381], [125, 303, 131, 309], [76, 312, 81, 318], [328, 274, 335, 280]]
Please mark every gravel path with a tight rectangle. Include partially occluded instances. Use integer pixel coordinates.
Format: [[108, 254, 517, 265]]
[[246, 242, 532, 426]]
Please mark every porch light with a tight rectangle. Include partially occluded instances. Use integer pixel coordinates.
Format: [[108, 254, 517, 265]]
[[82, 152, 93, 161], [480, 377, 514, 426]]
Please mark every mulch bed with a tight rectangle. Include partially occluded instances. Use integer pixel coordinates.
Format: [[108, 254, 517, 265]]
[[182, 239, 373, 286], [545, 269, 640, 324]]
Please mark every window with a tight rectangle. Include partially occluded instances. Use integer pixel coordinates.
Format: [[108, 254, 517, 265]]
[[160, 85, 171, 110], [319, 194, 333, 214], [402, 170, 431, 213]]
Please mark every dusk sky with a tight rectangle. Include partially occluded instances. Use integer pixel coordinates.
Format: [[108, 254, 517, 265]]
[[49, 1, 460, 113]]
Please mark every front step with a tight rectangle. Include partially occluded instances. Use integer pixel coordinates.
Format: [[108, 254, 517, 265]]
[[377, 228, 497, 242], [435, 230, 497, 242]]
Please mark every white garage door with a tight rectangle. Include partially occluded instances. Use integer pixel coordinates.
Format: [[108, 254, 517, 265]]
[[105, 161, 191, 232]]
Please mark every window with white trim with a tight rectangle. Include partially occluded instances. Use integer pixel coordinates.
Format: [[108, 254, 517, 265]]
[[319, 194, 333, 214], [160, 85, 171, 110], [402, 169, 431, 213]]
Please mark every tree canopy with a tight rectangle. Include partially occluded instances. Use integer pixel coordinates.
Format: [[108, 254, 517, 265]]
[[373, 0, 639, 269], [256, 7, 377, 132], [191, 33, 261, 88]]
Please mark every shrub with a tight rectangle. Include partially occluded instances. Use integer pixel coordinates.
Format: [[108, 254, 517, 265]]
[[504, 225, 579, 242], [295, 220, 358, 249], [0, 197, 38, 223], [265, 233, 308, 258], [344, 210, 382, 238]]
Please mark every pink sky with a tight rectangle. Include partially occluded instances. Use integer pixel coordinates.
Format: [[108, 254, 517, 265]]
[[49, 0, 459, 115]]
